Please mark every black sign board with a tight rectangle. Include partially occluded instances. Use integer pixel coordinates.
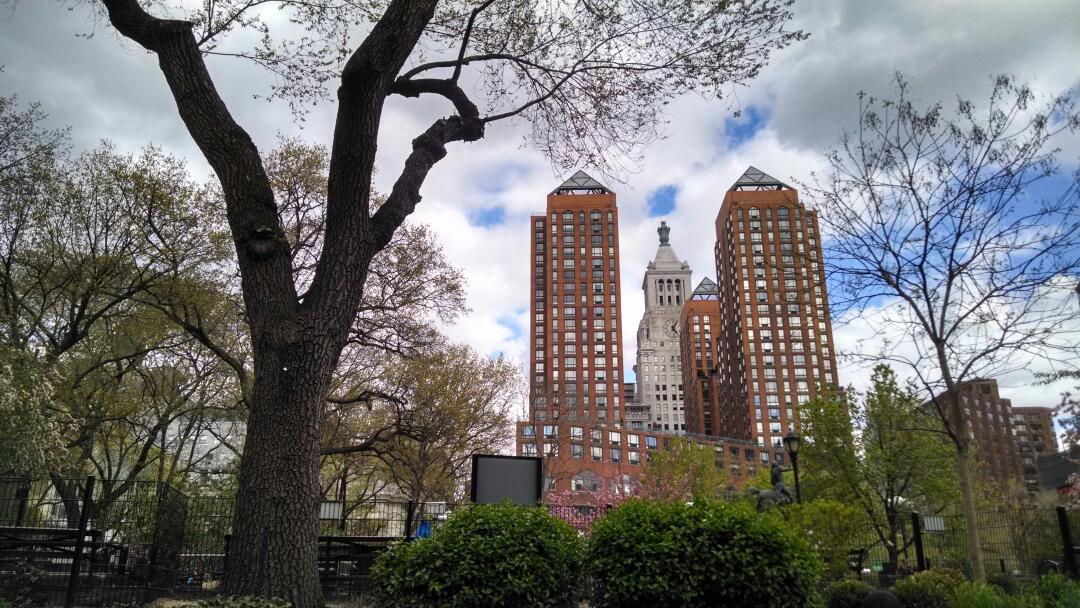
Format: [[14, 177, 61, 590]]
[[470, 454, 543, 505]]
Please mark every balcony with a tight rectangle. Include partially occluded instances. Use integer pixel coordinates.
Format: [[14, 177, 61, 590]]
[[625, 403, 651, 422]]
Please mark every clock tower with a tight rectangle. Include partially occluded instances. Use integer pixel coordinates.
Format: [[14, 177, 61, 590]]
[[628, 222, 693, 433]]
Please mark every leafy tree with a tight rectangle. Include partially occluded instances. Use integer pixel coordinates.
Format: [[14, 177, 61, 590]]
[[54, 2, 807, 601], [804, 75, 1080, 578], [637, 436, 727, 501], [0, 346, 69, 476], [800, 365, 958, 568], [779, 499, 868, 580], [324, 343, 519, 505]]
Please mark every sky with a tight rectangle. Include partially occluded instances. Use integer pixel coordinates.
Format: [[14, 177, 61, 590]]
[[2, 1, 1079, 425]]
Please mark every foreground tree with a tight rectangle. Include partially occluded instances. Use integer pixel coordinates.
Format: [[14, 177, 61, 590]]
[[58, 1, 807, 602], [805, 75, 1080, 579], [800, 365, 958, 568]]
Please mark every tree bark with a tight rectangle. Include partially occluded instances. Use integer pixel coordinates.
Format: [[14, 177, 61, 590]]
[[954, 438, 985, 580], [225, 332, 337, 606], [945, 384, 985, 580]]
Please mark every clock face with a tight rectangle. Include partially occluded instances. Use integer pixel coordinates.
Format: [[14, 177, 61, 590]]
[[664, 320, 679, 338]]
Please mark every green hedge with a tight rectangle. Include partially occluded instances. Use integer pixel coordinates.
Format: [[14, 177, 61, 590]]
[[891, 569, 965, 608], [824, 579, 874, 608], [370, 503, 583, 608], [952, 583, 1025, 608], [586, 499, 821, 608], [1032, 573, 1080, 608]]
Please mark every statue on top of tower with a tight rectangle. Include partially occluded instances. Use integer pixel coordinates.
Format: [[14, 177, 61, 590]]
[[658, 221, 670, 245]]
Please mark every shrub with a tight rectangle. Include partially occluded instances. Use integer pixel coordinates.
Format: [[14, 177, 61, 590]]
[[587, 499, 822, 608], [1032, 573, 1080, 608], [192, 598, 292, 608], [891, 569, 964, 608], [952, 583, 1027, 608], [370, 503, 583, 608], [0, 560, 47, 606], [985, 573, 1018, 597], [824, 579, 874, 608]]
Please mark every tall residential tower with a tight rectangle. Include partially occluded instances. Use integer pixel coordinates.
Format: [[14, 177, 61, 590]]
[[708, 167, 839, 448]]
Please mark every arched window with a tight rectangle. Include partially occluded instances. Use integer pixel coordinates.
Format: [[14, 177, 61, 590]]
[[777, 207, 789, 218], [562, 211, 573, 221], [579, 211, 586, 223], [748, 207, 760, 219]]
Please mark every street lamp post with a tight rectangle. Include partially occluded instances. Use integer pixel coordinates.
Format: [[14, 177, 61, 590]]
[[783, 431, 802, 504]]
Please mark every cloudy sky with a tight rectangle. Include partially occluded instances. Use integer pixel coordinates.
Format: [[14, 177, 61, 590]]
[[2, 1, 1079, 422]]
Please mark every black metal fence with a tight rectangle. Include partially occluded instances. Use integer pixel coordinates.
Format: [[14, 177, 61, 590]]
[[848, 507, 1077, 586], [176, 496, 466, 600], [0, 476, 188, 607], [3, 476, 1078, 605]]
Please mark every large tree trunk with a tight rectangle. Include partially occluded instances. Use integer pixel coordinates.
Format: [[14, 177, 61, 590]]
[[225, 336, 335, 607]]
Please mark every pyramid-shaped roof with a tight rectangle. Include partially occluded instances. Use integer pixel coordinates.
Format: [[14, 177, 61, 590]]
[[690, 277, 719, 300], [551, 170, 611, 195], [729, 166, 792, 191]]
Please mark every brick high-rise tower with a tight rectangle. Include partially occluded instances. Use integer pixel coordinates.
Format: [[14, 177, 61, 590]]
[[520, 171, 626, 489], [709, 167, 839, 449], [528, 170, 624, 423]]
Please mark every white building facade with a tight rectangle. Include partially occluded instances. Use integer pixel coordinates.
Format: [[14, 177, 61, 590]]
[[630, 222, 692, 433]]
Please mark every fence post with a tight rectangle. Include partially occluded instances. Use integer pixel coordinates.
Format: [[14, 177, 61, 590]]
[[14, 485, 29, 526], [912, 511, 927, 572], [65, 476, 95, 608], [223, 533, 231, 576], [404, 500, 416, 542], [1057, 506, 1078, 578]]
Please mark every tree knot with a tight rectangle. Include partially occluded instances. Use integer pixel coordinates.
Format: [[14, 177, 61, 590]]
[[412, 131, 448, 162], [248, 225, 283, 258]]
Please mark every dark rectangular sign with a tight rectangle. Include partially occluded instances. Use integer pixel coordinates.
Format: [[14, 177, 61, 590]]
[[470, 454, 543, 505]]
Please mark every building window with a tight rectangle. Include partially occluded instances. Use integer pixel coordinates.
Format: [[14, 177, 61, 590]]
[[544, 425, 557, 438], [646, 436, 657, 449], [591, 446, 603, 461], [610, 448, 622, 463], [523, 444, 537, 456]]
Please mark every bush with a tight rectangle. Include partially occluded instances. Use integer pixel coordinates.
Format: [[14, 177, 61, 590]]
[[587, 500, 822, 608], [952, 583, 1026, 608], [891, 569, 964, 608], [824, 579, 874, 608], [0, 560, 47, 606], [370, 503, 583, 608], [985, 573, 1018, 597], [192, 598, 292, 608], [1032, 573, 1080, 608]]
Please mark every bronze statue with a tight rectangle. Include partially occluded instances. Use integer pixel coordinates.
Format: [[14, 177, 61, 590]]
[[748, 463, 796, 511]]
